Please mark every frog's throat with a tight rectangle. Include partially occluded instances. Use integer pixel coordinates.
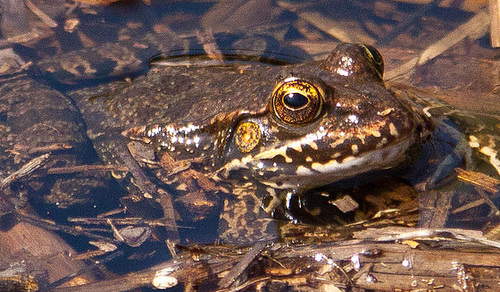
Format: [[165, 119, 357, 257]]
[[217, 135, 418, 189]]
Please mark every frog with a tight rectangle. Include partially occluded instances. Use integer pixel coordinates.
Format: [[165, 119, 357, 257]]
[[5, 37, 498, 245], [64, 42, 447, 243]]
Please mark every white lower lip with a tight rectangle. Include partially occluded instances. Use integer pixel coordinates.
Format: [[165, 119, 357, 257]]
[[262, 137, 415, 189]]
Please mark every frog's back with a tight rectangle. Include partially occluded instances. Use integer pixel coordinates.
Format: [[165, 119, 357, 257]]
[[70, 63, 282, 135]]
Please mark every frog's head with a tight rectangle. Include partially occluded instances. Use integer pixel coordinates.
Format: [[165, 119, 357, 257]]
[[218, 43, 433, 189], [124, 43, 433, 190]]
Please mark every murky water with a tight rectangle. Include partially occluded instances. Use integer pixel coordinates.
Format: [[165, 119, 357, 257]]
[[1, 1, 499, 291]]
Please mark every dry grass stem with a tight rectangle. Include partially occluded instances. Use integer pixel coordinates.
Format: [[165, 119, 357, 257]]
[[386, 8, 490, 80]]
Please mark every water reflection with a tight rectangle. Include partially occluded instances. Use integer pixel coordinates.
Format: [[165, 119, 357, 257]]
[[0, 1, 499, 291]]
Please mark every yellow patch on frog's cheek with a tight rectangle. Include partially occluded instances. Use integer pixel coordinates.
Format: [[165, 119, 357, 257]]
[[235, 121, 261, 153]]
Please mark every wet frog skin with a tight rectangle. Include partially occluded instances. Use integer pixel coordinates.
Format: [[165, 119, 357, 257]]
[[73, 43, 435, 242], [126, 45, 432, 184]]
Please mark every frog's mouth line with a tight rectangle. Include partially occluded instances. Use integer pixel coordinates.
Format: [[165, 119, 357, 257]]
[[222, 137, 418, 190]]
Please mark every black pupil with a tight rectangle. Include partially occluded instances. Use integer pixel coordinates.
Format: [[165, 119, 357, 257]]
[[369, 49, 381, 64], [284, 92, 308, 109]]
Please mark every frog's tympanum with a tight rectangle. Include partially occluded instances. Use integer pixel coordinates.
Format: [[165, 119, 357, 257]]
[[115, 43, 434, 242]]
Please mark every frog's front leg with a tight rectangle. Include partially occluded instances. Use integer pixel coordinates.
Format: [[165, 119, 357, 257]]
[[218, 184, 279, 244], [423, 118, 473, 190]]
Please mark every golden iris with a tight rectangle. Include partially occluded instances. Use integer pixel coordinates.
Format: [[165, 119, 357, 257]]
[[362, 44, 384, 79], [272, 78, 323, 125]]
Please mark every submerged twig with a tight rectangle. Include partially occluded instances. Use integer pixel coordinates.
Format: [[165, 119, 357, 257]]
[[46, 164, 129, 175], [195, 30, 224, 63], [0, 153, 50, 189], [15, 211, 121, 244], [47, 250, 124, 291], [456, 168, 500, 194], [24, 0, 58, 28], [218, 241, 267, 288], [355, 227, 500, 249], [376, 0, 441, 46], [114, 141, 180, 242], [11, 142, 72, 155], [277, 2, 374, 44], [67, 216, 192, 228]]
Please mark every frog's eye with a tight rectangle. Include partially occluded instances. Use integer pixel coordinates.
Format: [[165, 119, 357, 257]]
[[272, 78, 323, 125], [362, 45, 384, 79]]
